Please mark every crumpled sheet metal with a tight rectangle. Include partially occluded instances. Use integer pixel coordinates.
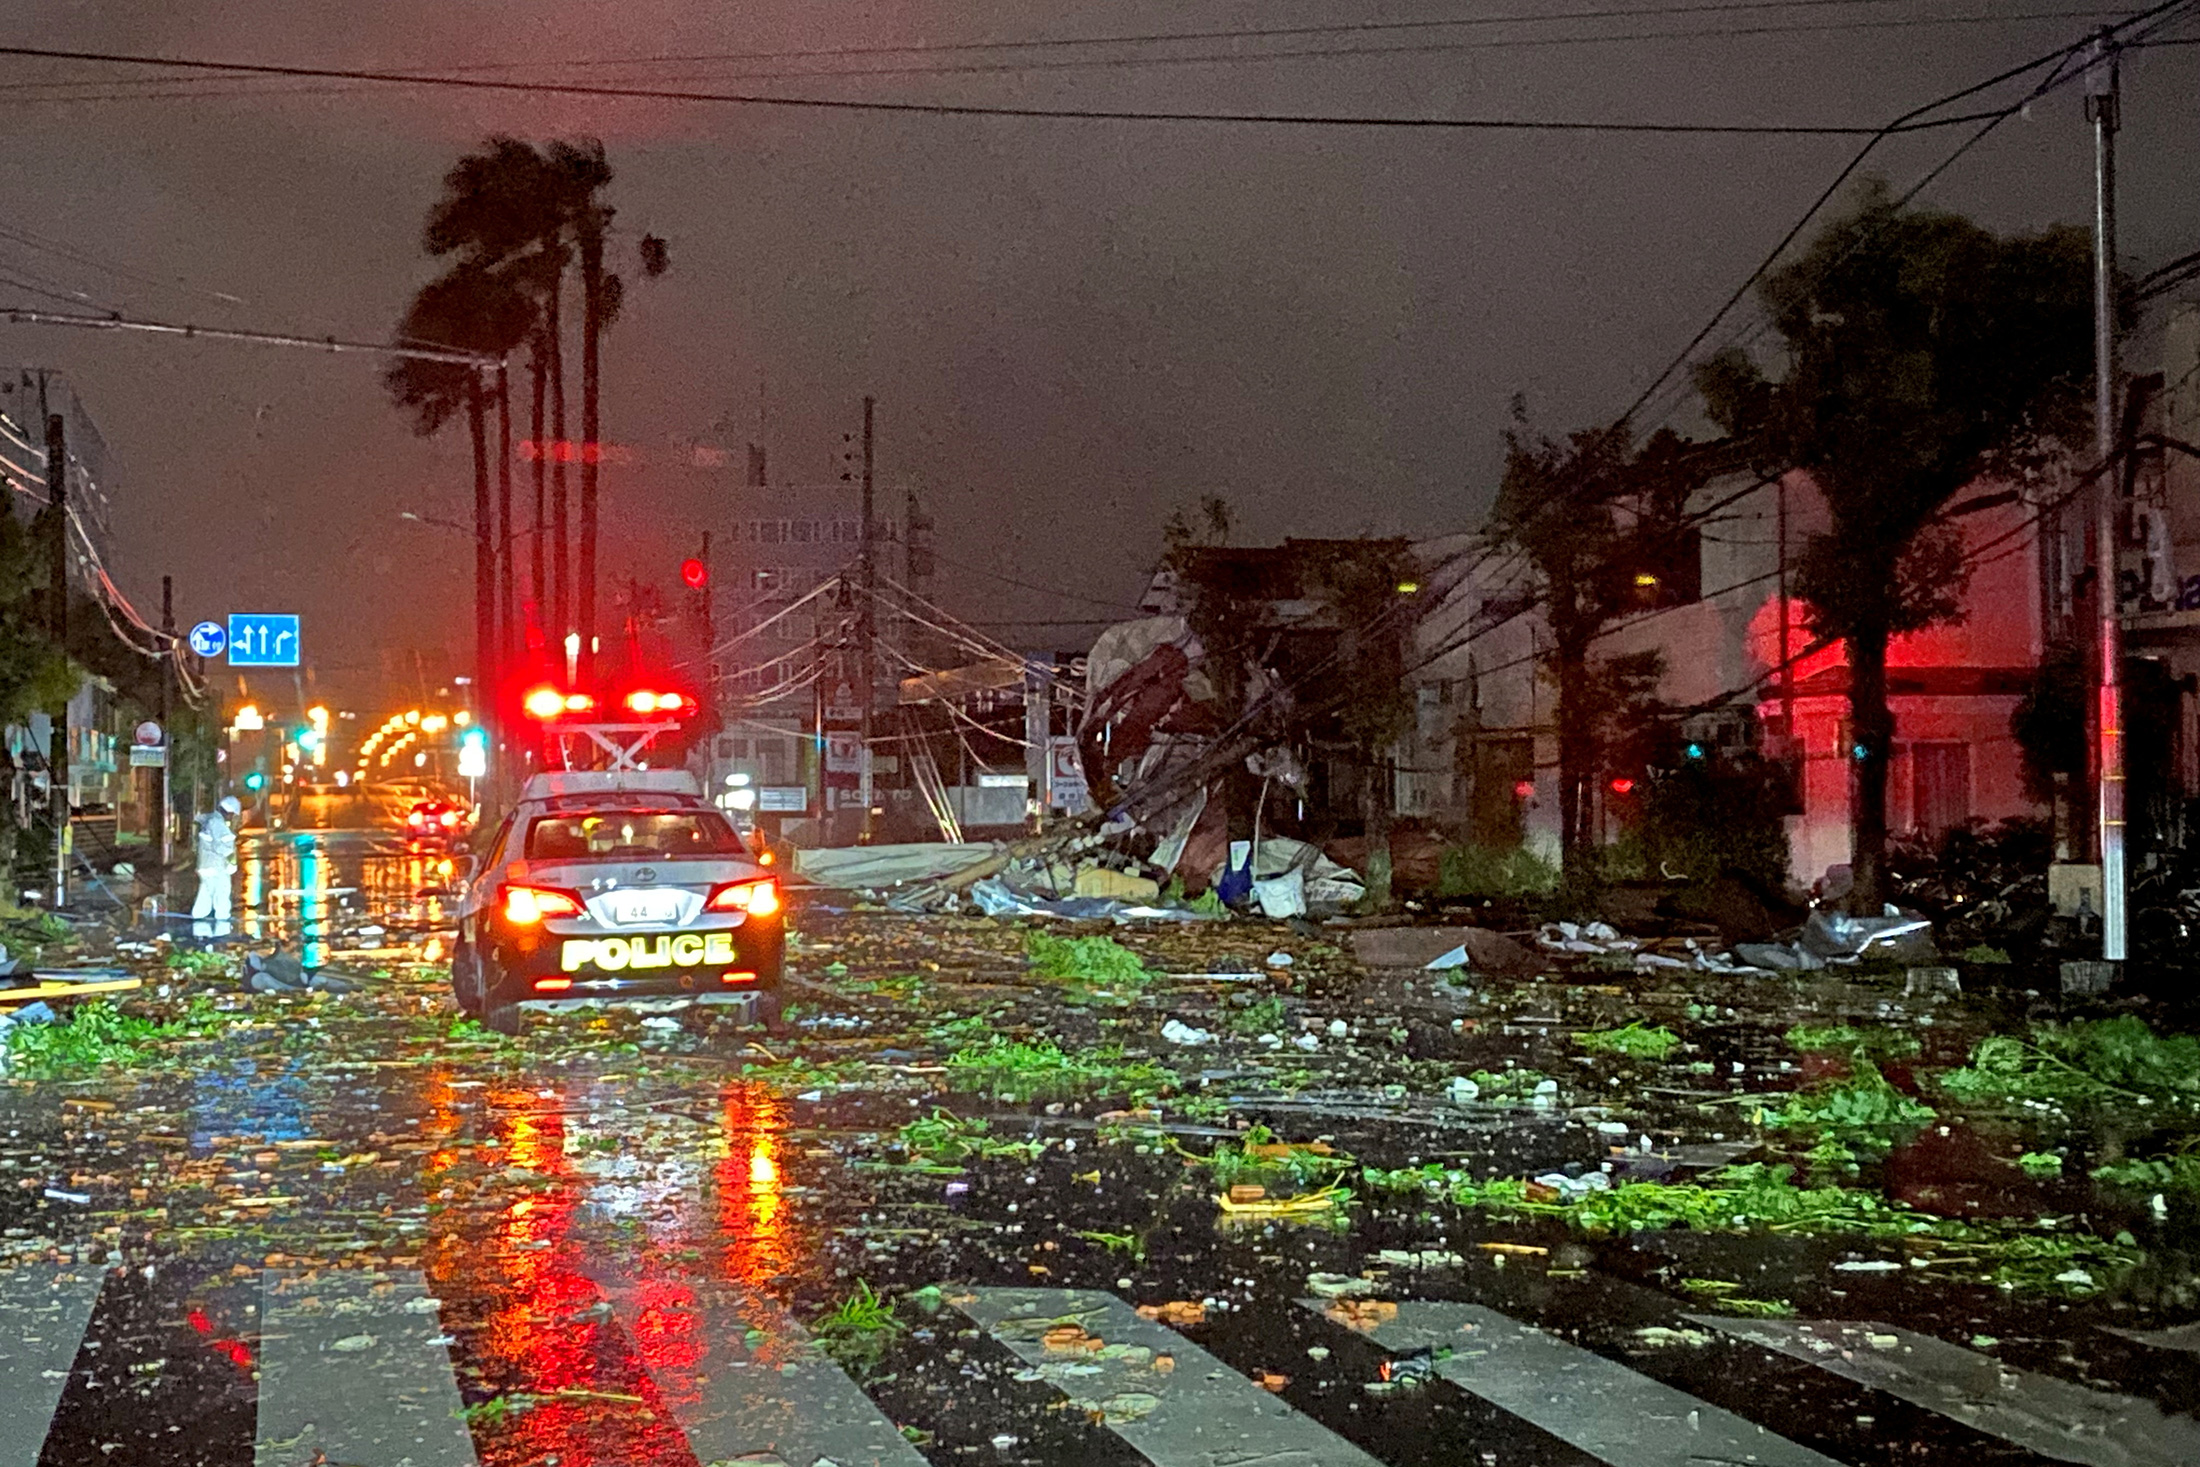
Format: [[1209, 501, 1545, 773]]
[[966, 876, 1212, 923]]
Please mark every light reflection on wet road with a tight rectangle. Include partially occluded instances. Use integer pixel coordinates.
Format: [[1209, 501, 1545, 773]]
[[232, 824, 459, 966]]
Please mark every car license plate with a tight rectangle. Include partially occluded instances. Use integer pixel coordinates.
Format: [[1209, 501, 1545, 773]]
[[600, 890, 681, 925]]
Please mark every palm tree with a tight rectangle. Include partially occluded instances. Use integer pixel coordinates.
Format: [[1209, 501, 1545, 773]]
[[384, 266, 533, 701], [547, 139, 621, 685], [420, 137, 571, 665]]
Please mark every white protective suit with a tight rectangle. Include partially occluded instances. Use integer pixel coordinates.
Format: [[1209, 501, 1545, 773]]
[[190, 807, 239, 937]]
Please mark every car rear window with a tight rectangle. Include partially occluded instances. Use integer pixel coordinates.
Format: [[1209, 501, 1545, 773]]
[[524, 810, 746, 860]]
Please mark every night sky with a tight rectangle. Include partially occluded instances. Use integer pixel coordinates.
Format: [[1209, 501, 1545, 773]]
[[3, 1, 2196, 702]]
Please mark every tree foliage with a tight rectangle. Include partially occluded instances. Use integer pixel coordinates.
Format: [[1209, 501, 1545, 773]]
[[1487, 411, 1712, 876], [1697, 181, 2093, 908]]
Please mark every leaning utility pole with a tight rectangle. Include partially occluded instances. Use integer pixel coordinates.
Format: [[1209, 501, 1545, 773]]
[[857, 396, 877, 843], [2088, 34, 2126, 964], [45, 411, 68, 907]]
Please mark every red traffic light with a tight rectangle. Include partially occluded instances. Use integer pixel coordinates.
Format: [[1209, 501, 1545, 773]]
[[1608, 777, 1636, 796], [680, 557, 709, 589]]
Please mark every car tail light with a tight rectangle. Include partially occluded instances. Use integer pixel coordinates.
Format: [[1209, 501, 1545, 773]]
[[706, 879, 780, 917], [439, 810, 458, 827], [503, 885, 585, 924], [407, 811, 425, 827], [533, 977, 573, 991]]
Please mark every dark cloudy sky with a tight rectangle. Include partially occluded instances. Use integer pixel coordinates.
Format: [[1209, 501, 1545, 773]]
[[4, 1, 2197, 700]]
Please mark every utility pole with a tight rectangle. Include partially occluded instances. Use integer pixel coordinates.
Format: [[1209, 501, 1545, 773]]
[[2088, 34, 2126, 964], [858, 396, 876, 844], [496, 366, 514, 688], [470, 372, 494, 735], [159, 575, 173, 886], [45, 411, 67, 907]]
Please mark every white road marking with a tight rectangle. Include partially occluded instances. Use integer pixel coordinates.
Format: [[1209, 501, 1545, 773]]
[[1305, 1298, 1847, 1467], [962, 1286, 1385, 1467], [1693, 1316, 2200, 1467], [0, 1265, 105, 1467], [587, 1267, 928, 1467], [255, 1269, 478, 1467]]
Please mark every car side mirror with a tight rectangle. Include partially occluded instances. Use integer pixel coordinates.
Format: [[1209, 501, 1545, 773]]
[[453, 853, 479, 885]]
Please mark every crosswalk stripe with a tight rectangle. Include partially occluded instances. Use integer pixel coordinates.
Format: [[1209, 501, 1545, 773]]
[[960, 1286, 1385, 1467], [585, 1266, 928, 1467], [0, 1265, 104, 1467], [1305, 1299, 1846, 1467], [1691, 1316, 2200, 1467], [254, 1269, 479, 1467]]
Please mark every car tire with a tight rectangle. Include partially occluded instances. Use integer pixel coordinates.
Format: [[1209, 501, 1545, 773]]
[[452, 940, 484, 1017], [475, 945, 523, 1035]]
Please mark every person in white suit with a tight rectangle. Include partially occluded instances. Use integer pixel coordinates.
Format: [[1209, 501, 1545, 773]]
[[190, 796, 242, 938]]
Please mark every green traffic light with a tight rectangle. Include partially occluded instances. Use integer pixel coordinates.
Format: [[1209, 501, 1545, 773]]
[[243, 772, 267, 792]]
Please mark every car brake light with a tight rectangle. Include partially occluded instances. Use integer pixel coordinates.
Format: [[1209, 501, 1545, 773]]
[[407, 811, 424, 827], [503, 885, 585, 924], [706, 880, 780, 917], [439, 810, 458, 827]]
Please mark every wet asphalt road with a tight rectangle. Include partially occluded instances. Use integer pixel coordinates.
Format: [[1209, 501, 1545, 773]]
[[2, 817, 2198, 1467]]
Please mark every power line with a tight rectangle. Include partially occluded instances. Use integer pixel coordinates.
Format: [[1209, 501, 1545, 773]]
[[4, 10, 2135, 100], [0, 2, 2115, 85], [0, 42, 2055, 135]]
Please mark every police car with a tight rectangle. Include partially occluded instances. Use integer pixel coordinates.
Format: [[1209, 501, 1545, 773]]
[[452, 770, 784, 1033]]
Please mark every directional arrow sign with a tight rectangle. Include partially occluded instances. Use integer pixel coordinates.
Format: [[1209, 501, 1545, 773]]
[[226, 614, 300, 668], [187, 621, 226, 658]]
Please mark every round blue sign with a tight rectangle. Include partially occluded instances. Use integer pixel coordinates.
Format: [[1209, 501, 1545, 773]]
[[187, 620, 226, 658]]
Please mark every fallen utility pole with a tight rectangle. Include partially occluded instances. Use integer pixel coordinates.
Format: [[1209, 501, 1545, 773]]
[[2088, 35, 2126, 964]]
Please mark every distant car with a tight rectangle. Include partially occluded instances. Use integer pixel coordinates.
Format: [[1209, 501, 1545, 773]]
[[451, 770, 785, 1034], [404, 798, 471, 838]]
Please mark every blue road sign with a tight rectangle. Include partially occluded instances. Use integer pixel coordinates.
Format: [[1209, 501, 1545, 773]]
[[226, 614, 301, 668], [187, 620, 226, 658]]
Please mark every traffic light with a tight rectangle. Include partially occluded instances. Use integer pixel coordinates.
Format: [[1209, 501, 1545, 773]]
[[242, 771, 267, 793], [680, 557, 709, 589], [1607, 777, 1636, 796], [1683, 741, 1706, 761], [457, 726, 488, 778]]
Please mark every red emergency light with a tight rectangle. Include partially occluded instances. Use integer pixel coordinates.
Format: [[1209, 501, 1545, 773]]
[[523, 686, 597, 720], [624, 689, 690, 716]]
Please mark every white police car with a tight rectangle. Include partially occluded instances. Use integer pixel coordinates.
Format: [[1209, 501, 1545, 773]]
[[451, 770, 784, 1033]]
